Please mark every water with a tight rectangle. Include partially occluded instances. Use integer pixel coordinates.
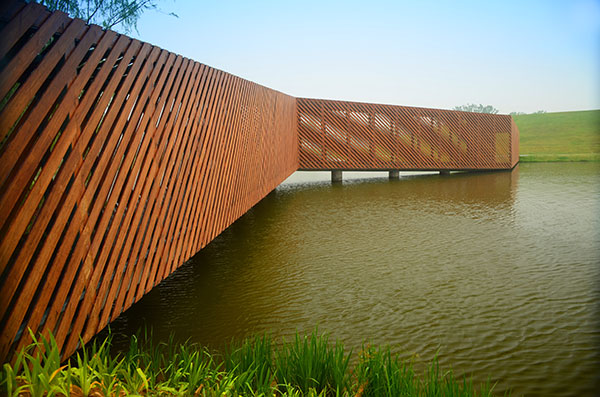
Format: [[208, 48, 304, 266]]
[[105, 163, 600, 396]]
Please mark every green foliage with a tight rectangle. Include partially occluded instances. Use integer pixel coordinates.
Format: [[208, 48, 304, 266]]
[[453, 104, 499, 114], [274, 329, 352, 395], [37, 0, 177, 33], [225, 333, 275, 394], [355, 346, 417, 396], [2, 330, 64, 397], [2, 329, 507, 396]]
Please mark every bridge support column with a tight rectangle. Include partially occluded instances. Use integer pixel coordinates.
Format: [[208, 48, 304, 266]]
[[332, 170, 343, 183], [389, 170, 399, 179], [439, 170, 451, 175]]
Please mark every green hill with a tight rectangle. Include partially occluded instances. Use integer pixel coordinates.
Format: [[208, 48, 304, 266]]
[[512, 110, 600, 162]]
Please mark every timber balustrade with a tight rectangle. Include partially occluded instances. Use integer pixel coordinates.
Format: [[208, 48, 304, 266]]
[[298, 98, 519, 171], [0, 1, 518, 362]]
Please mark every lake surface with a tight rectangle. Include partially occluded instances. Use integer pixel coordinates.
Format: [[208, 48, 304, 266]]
[[105, 163, 600, 396]]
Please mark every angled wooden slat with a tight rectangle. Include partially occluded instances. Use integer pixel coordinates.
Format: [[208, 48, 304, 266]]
[[0, 2, 48, 60], [165, 70, 244, 278], [0, 10, 70, 111], [93, 59, 203, 333], [135, 60, 210, 298], [119, 58, 206, 311], [0, 24, 107, 319], [129, 59, 210, 304], [0, 32, 131, 359], [0, 24, 105, 263], [0, 37, 145, 360], [0, 17, 88, 202], [83, 48, 181, 337], [107, 61, 209, 324], [55, 42, 166, 353], [0, 35, 128, 339]]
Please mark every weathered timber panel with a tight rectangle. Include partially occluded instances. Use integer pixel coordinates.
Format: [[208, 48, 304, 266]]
[[0, 1, 297, 361], [298, 98, 518, 170]]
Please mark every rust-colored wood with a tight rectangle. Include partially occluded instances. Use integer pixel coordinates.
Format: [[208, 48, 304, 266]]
[[133, 63, 215, 303], [0, 10, 68, 101], [122, 58, 206, 311], [0, 0, 517, 363], [106, 60, 207, 326], [0, 2, 47, 60], [59, 45, 179, 354], [44, 41, 154, 353], [87, 49, 183, 336], [298, 98, 516, 171], [0, 40, 111, 349], [0, 24, 105, 276], [11, 34, 138, 346]]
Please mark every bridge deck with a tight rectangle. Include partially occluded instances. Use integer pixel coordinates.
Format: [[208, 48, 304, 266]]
[[0, 1, 518, 361]]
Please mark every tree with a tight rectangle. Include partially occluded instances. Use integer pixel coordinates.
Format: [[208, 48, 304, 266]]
[[37, 0, 176, 33], [509, 110, 546, 115], [453, 103, 499, 114]]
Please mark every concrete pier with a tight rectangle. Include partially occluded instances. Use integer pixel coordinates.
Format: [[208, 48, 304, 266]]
[[332, 170, 343, 182], [389, 170, 399, 179]]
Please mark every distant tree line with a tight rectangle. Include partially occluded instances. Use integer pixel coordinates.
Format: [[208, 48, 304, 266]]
[[453, 104, 499, 114], [509, 110, 547, 115], [453, 104, 547, 115]]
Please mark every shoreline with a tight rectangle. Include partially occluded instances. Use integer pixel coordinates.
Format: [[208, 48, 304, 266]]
[[519, 154, 600, 162]]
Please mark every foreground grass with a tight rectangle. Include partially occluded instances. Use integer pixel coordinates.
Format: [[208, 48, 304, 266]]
[[513, 109, 600, 162], [1, 330, 504, 396]]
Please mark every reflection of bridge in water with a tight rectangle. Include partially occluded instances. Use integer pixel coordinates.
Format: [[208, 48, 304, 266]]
[[0, 1, 519, 361]]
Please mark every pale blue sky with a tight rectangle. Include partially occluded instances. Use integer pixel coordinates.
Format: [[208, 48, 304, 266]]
[[128, 0, 600, 114]]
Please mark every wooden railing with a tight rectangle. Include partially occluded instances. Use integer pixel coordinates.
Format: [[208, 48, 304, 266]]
[[298, 98, 519, 171], [0, 1, 518, 362], [0, 1, 297, 361]]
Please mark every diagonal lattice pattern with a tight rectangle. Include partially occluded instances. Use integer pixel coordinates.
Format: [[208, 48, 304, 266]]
[[0, 1, 297, 361], [298, 98, 518, 170]]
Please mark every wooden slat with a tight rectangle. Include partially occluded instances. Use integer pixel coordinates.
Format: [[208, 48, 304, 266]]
[[0, 2, 48, 60], [54, 42, 165, 352], [107, 61, 210, 324], [0, 32, 130, 359], [93, 59, 203, 333], [0, 36, 145, 360], [0, 24, 108, 320], [120, 58, 207, 312], [0, 10, 69, 112], [0, 23, 103, 264]]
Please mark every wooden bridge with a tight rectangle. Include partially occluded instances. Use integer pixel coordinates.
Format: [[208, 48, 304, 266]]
[[0, 1, 519, 361]]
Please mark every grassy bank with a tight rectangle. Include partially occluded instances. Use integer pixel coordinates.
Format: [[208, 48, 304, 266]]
[[513, 109, 600, 162], [1, 330, 503, 396]]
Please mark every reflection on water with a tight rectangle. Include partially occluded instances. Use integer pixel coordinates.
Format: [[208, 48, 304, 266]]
[[104, 163, 600, 396]]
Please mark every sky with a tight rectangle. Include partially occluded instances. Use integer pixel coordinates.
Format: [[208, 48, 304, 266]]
[[127, 0, 600, 114]]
